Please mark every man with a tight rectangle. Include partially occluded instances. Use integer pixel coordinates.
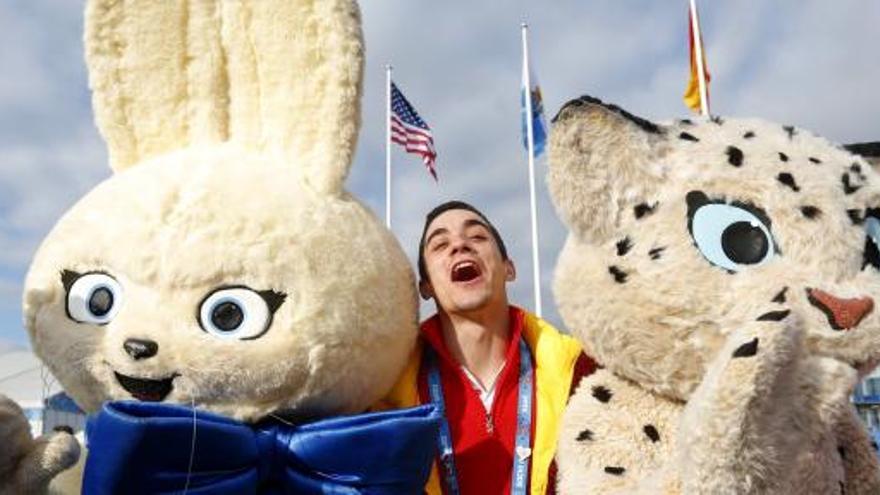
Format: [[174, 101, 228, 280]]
[[381, 201, 596, 495]]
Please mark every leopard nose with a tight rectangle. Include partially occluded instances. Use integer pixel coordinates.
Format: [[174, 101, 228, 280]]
[[123, 338, 159, 360], [806, 288, 874, 331]]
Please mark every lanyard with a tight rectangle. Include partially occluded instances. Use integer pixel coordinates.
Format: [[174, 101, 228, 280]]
[[426, 337, 534, 495]]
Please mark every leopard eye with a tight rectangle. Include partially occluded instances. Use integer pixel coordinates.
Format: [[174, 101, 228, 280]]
[[687, 192, 776, 272], [863, 209, 880, 270], [65, 272, 123, 325]]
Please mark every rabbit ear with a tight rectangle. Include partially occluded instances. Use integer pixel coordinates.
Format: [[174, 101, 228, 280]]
[[85, 0, 364, 195]]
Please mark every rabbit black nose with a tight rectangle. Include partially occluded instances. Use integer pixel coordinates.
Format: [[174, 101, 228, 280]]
[[123, 338, 158, 360]]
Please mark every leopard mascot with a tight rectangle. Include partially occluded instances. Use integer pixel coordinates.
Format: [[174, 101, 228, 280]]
[[548, 95, 880, 494]]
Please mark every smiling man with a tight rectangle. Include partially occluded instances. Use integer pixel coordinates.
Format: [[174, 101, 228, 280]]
[[381, 201, 597, 495]]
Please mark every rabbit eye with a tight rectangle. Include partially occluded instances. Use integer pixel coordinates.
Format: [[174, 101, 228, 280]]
[[63, 271, 124, 325], [197, 286, 286, 341]]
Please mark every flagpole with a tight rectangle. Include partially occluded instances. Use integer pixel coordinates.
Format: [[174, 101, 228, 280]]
[[521, 22, 543, 318], [385, 64, 393, 229], [689, 0, 710, 117]]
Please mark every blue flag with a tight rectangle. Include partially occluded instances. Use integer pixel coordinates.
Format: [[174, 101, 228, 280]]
[[521, 58, 548, 157]]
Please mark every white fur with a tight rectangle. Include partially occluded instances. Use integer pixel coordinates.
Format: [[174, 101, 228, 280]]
[[2, 1, 418, 493]]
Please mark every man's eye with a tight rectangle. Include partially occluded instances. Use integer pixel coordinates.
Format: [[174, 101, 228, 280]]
[[432, 241, 448, 252]]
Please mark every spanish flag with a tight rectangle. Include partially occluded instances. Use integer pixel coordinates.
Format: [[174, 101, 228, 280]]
[[684, 0, 710, 114]]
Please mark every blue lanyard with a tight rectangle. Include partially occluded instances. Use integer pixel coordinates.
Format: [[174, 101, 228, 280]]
[[426, 337, 534, 495]]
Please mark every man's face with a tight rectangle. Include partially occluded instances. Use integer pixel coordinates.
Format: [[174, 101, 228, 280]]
[[420, 209, 515, 314]]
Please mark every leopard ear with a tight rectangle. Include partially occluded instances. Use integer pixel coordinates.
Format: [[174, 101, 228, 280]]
[[845, 142, 880, 170], [547, 95, 670, 243]]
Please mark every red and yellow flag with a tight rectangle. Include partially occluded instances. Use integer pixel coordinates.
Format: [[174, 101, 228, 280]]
[[684, 3, 710, 114]]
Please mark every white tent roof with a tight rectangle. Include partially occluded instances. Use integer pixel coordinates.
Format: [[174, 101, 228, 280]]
[[0, 348, 63, 408]]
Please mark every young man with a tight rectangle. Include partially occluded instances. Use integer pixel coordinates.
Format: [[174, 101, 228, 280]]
[[381, 201, 596, 495]]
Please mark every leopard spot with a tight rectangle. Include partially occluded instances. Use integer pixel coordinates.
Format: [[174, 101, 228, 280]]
[[757, 310, 790, 322], [727, 146, 744, 167], [777, 172, 800, 192], [772, 287, 788, 304], [643, 425, 660, 443], [616, 237, 633, 256], [576, 429, 594, 442], [592, 385, 613, 403], [732, 338, 759, 358], [634, 202, 658, 219], [649, 246, 666, 260], [800, 206, 821, 219], [847, 209, 864, 225], [609, 266, 628, 284]]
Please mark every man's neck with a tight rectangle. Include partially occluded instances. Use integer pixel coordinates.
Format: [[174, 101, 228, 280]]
[[438, 303, 511, 389]]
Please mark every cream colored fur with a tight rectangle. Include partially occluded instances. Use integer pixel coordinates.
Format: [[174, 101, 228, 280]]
[[0, 396, 79, 495], [1, 1, 418, 493], [548, 97, 880, 494]]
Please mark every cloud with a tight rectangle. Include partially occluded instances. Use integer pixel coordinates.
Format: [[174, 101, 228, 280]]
[[0, 277, 26, 346], [0, 1, 109, 271], [0, 338, 21, 354]]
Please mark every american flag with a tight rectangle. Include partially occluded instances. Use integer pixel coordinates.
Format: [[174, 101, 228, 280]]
[[390, 82, 438, 180]]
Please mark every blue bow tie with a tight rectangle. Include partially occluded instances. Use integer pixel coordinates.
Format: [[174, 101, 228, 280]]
[[83, 401, 440, 495]]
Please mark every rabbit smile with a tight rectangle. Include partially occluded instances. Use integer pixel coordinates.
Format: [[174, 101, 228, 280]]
[[113, 372, 178, 402]]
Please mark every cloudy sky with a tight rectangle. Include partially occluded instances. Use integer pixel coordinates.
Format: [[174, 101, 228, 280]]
[[0, 1, 878, 349]]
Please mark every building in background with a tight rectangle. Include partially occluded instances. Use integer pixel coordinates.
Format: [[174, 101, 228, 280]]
[[4, 345, 880, 455], [854, 366, 880, 453]]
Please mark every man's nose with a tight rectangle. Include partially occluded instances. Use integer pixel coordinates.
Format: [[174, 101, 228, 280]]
[[450, 237, 474, 254]]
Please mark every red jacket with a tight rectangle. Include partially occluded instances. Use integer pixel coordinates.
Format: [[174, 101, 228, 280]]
[[378, 306, 596, 495]]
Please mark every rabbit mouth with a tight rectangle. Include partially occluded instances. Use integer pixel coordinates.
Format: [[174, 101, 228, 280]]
[[114, 372, 178, 402]]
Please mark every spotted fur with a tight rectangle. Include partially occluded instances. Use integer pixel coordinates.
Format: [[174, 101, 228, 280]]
[[549, 96, 880, 494]]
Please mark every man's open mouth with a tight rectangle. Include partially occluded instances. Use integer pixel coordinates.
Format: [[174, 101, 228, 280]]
[[114, 372, 178, 402], [451, 260, 482, 283]]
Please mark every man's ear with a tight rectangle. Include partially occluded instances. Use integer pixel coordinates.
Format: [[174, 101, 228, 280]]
[[419, 279, 434, 300], [504, 259, 516, 282]]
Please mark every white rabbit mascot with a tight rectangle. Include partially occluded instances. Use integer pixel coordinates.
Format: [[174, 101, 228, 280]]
[[0, 1, 439, 494]]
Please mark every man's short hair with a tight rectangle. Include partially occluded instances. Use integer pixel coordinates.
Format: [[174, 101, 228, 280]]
[[417, 200, 509, 282]]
